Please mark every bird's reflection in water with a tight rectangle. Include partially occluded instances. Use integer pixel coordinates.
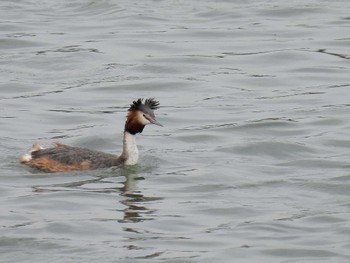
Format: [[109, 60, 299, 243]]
[[118, 168, 162, 223], [32, 166, 162, 223], [31, 167, 165, 259]]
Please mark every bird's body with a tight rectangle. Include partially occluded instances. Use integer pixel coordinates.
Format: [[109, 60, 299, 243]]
[[20, 98, 162, 173]]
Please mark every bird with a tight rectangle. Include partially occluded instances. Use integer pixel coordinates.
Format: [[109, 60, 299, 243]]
[[20, 98, 162, 172]]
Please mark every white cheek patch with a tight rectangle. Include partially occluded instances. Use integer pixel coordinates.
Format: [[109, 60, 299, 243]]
[[137, 112, 151, 125]]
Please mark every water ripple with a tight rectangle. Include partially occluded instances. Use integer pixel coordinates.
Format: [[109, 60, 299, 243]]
[[1, 0, 350, 262]]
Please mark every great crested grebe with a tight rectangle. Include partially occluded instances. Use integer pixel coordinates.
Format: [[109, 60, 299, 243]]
[[20, 98, 162, 172]]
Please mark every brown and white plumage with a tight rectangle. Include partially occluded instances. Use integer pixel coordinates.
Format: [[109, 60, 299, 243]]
[[20, 98, 162, 173]]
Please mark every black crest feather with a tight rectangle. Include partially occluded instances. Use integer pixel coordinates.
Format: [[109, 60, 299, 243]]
[[128, 98, 143, 111], [145, 98, 160, 110], [128, 98, 160, 112]]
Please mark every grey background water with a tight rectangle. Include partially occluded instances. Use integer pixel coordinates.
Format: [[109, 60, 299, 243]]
[[1, 0, 350, 262]]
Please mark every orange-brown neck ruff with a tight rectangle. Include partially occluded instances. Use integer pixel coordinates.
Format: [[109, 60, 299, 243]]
[[124, 111, 145, 135]]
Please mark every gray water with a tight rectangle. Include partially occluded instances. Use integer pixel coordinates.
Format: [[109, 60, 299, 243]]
[[1, 0, 350, 262]]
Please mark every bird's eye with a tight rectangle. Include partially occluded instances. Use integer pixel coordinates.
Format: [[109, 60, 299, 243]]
[[143, 114, 149, 120]]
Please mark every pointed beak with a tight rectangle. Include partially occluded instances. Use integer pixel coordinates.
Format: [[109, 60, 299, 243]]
[[150, 117, 163, 127], [143, 113, 163, 127]]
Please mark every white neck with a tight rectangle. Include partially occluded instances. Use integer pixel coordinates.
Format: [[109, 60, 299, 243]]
[[120, 131, 139, 165]]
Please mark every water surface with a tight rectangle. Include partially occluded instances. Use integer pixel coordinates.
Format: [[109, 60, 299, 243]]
[[1, 0, 350, 262]]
